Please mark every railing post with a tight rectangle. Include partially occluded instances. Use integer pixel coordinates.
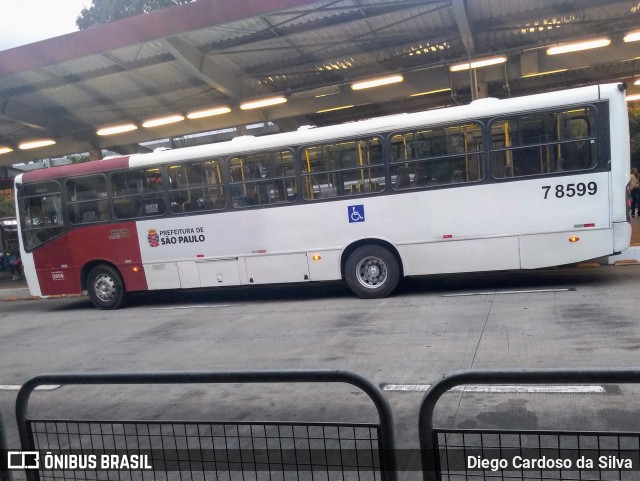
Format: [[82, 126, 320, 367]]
[[419, 368, 640, 481]]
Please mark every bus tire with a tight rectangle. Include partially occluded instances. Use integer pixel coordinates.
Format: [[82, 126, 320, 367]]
[[345, 245, 400, 299], [87, 265, 127, 309]]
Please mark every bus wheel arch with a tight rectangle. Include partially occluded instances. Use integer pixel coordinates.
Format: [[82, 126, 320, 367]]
[[341, 239, 403, 298], [83, 262, 127, 309]]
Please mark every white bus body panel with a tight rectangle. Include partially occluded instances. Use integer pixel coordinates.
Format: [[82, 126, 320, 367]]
[[135, 168, 611, 290], [14, 174, 42, 297]]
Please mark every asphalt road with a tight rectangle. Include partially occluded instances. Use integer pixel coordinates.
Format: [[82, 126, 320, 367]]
[[1, 264, 640, 477]]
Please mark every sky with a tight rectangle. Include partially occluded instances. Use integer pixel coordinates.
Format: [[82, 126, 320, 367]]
[[0, 0, 89, 51]]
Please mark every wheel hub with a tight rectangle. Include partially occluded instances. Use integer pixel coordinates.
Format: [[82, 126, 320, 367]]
[[94, 274, 116, 302], [356, 256, 387, 289]]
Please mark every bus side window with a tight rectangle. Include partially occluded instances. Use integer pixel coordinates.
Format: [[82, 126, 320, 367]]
[[228, 151, 295, 208], [301, 138, 385, 200], [391, 123, 483, 190], [560, 115, 595, 171], [66, 175, 109, 225], [111, 168, 165, 219], [490, 107, 597, 179]]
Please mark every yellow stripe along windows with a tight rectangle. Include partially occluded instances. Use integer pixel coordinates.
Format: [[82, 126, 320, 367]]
[[300, 137, 385, 200], [390, 123, 484, 190]]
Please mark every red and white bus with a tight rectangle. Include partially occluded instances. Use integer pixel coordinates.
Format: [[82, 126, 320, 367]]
[[15, 83, 631, 309]]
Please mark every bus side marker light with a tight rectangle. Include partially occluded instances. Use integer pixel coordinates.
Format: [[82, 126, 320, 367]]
[[443, 234, 453, 239], [197, 254, 204, 258], [132, 266, 140, 272], [312, 255, 321, 261], [569, 236, 580, 243], [574, 223, 595, 228]]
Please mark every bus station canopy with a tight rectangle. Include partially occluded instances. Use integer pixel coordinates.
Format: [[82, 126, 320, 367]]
[[0, 0, 639, 167]]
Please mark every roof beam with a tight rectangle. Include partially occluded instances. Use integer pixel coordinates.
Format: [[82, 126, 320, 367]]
[[450, 0, 475, 55], [163, 36, 266, 100]]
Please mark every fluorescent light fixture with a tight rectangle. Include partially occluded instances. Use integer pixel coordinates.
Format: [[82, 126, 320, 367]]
[[351, 74, 403, 90], [450, 56, 507, 72], [187, 106, 232, 119], [316, 105, 354, 113], [19, 139, 56, 150], [142, 114, 185, 128], [0, 146, 13, 155], [410, 88, 451, 97], [521, 68, 569, 78], [546, 37, 610, 55], [96, 123, 138, 136], [626, 94, 640, 102], [624, 30, 640, 42], [240, 96, 287, 110]]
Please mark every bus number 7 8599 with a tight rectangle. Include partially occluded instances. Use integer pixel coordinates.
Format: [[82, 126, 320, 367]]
[[542, 182, 598, 199]]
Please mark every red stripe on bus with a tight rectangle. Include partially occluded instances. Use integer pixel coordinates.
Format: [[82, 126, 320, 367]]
[[22, 156, 130, 183]]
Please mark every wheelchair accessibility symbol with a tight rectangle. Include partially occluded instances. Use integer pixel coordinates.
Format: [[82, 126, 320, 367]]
[[348, 205, 365, 223]]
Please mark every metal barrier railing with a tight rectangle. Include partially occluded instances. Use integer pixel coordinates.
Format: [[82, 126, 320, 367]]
[[419, 368, 640, 481], [0, 411, 14, 481], [16, 370, 397, 481]]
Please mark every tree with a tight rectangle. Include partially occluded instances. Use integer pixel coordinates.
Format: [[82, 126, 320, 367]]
[[76, 0, 195, 30], [629, 102, 640, 170], [0, 190, 15, 218]]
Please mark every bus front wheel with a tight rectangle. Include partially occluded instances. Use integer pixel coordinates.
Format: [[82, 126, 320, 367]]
[[87, 265, 127, 309], [345, 245, 400, 299]]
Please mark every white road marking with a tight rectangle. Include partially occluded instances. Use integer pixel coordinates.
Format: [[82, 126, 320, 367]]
[[151, 305, 234, 310], [443, 288, 573, 297], [0, 385, 60, 391], [381, 384, 606, 394]]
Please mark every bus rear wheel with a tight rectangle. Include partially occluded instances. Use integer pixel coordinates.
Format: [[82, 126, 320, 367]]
[[87, 265, 127, 309], [345, 245, 400, 299]]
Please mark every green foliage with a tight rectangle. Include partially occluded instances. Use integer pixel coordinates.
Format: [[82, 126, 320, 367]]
[[0, 191, 15, 218], [76, 0, 195, 30], [629, 103, 640, 170], [67, 153, 91, 164]]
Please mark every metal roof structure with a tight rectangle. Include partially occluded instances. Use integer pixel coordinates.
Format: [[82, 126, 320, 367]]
[[1, 0, 640, 167]]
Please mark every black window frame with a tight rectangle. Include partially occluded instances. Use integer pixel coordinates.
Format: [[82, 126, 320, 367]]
[[299, 136, 386, 201], [17, 180, 65, 252], [389, 121, 486, 190], [488, 104, 601, 180], [65, 174, 110, 225], [227, 148, 298, 208], [110, 166, 167, 220]]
